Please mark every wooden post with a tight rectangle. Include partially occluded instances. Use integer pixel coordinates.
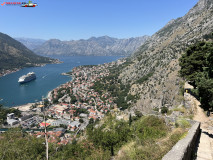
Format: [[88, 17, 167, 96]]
[[42, 96, 49, 160], [44, 112, 48, 160]]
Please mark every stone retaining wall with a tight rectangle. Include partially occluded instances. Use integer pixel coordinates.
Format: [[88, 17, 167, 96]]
[[162, 122, 200, 160]]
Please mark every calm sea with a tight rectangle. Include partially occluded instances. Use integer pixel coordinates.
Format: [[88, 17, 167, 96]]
[[0, 56, 123, 107]]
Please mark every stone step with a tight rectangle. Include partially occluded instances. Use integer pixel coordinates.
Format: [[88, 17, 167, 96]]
[[196, 130, 213, 160]]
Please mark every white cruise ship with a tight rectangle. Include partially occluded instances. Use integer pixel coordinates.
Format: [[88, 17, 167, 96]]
[[18, 72, 36, 83]]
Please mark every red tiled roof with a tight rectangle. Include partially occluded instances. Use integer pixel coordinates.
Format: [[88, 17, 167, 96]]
[[40, 122, 51, 127]]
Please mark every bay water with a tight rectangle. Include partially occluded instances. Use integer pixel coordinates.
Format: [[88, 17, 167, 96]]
[[0, 56, 122, 107]]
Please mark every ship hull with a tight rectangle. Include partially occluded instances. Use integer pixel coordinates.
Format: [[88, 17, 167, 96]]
[[18, 72, 36, 84], [19, 77, 36, 84]]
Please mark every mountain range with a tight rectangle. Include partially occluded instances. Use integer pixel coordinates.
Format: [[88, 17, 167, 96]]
[[14, 38, 46, 50], [32, 36, 150, 56], [1, 0, 212, 114], [0, 33, 56, 76], [117, 0, 213, 112]]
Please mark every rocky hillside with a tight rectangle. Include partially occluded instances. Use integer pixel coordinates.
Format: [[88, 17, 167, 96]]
[[118, 0, 213, 112], [33, 35, 150, 56], [15, 38, 46, 50], [0, 32, 56, 75]]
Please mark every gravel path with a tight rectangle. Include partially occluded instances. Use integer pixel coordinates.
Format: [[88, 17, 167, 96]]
[[189, 93, 213, 160]]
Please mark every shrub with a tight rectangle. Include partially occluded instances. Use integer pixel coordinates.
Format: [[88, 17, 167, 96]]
[[153, 107, 159, 112], [136, 72, 154, 84], [175, 119, 191, 128], [135, 110, 143, 118], [161, 107, 168, 114], [135, 116, 168, 141], [173, 106, 186, 113], [79, 118, 84, 123]]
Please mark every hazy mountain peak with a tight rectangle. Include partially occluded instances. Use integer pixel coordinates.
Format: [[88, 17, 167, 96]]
[[14, 37, 46, 50], [33, 35, 150, 56], [48, 39, 61, 42]]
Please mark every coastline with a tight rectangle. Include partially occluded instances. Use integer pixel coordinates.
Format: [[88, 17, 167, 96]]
[[0, 68, 21, 78], [13, 86, 61, 112], [2, 57, 120, 111], [46, 72, 73, 101], [9, 71, 71, 112], [46, 90, 52, 101], [0, 59, 62, 78], [61, 72, 71, 76], [13, 103, 34, 112]]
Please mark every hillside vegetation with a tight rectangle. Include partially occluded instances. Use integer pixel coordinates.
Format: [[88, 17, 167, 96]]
[[179, 36, 213, 110], [0, 115, 187, 160], [0, 32, 56, 75]]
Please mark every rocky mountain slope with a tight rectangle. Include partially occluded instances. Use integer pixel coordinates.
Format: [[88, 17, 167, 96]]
[[0, 32, 56, 75], [33, 35, 150, 56], [118, 0, 213, 112], [15, 38, 46, 50]]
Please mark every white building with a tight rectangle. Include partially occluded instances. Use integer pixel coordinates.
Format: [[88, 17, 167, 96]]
[[7, 119, 19, 126], [51, 119, 72, 126], [7, 113, 19, 126]]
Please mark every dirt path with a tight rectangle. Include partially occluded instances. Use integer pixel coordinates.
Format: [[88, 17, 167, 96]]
[[187, 93, 213, 160]]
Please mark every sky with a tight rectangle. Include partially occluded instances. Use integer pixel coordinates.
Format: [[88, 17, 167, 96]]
[[0, 0, 199, 40]]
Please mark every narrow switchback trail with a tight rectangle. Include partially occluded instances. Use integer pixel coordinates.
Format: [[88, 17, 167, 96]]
[[187, 93, 213, 160]]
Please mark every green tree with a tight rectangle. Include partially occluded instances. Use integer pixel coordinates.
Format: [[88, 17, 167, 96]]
[[179, 41, 213, 110], [102, 130, 119, 156], [70, 95, 77, 104], [43, 98, 49, 107], [87, 115, 131, 156], [129, 114, 132, 126], [179, 41, 213, 86], [195, 73, 213, 110], [79, 118, 84, 123], [0, 128, 45, 160], [135, 110, 143, 118], [89, 118, 94, 124], [161, 106, 168, 114]]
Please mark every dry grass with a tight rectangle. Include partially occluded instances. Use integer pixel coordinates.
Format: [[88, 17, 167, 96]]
[[115, 128, 187, 160], [173, 106, 186, 113]]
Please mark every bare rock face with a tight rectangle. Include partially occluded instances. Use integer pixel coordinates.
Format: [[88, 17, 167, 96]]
[[118, 0, 213, 112], [33, 35, 150, 56]]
